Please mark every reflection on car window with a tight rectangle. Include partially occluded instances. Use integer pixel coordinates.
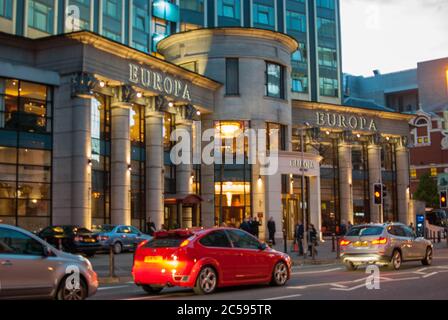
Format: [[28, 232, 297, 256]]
[[199, 231, 232, 248], [0, 228, 43, 256], [227, 230, 260, 250], [402, 226, 415, 238], [347, 226, 383, 237], [387, 226, 406, 237]]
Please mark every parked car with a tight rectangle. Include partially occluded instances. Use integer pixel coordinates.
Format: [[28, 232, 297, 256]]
[[132, 227, 291, 295], [37, 225, 101, 257], [93, 224, 152, 254], [340, 223, 433, 271], [0, 224, 98, 300]]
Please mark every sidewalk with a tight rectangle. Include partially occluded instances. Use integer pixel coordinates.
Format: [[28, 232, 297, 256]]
[[272, 237, 340, 266]]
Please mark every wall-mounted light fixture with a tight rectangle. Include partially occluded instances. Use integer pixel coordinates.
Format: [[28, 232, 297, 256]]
[[99, 81, 106, 88], [88, 159, 92, 166], [128, 164, 132, 172], [136, 92, 143, 98]]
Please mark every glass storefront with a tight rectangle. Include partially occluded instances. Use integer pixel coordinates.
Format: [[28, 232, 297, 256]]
[[0, 77, 52, 231], [214, 121, 251, 227], [352, 143, 370, 224], [382, 143, 398, 222], [91, 94, 111, 226], [130, 104, 146, 230]]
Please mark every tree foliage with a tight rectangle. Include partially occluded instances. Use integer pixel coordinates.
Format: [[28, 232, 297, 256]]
[[413, 173, 439, 207]]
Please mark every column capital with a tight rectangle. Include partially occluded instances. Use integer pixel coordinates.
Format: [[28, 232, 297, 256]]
[[111, 85, 136, 108], [176, 104, 198, 125], [71, 72, 97, 99], [145, 95, 171, 116]]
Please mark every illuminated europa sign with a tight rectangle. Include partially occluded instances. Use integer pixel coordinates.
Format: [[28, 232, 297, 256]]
[[316, 111, 378, 131], [128, 63, 191, 101], [289, 159, 316, 170]]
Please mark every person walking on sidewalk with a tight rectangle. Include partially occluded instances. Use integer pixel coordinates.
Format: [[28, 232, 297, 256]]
[[307, 224, 318, 257], [240, 217, 252, 234], [267, 217, 276, 245], [251, 217, 261, 238], [295, 220, 304, 256]]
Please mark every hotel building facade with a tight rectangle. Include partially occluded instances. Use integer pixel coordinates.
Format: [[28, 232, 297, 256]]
[[0, 27, 413, 241], [0, 1, 414, 241]]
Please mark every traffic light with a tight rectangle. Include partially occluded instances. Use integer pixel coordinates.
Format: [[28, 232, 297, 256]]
[[374, 183, 382, 205], [440, 191, 447, 209]]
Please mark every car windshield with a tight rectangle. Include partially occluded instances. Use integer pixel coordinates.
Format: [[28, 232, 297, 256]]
[[93, 225, 115, 232], [346, 226, 383, 237], [72, 227, 92, 234]]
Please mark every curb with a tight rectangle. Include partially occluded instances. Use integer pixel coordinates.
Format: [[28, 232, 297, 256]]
[[292, 259, 340, 266], [99, 276, 133, 284]]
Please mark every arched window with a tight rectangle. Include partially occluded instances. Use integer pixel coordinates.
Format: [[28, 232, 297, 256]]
[[414, 117, 430, 145]]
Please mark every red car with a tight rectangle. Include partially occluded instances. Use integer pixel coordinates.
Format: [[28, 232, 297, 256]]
[[132, 227, 291, 295]]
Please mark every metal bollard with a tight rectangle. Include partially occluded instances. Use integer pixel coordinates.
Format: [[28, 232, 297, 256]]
[[331, 233, 336, 252], [438, 231, 441, 243], [336, 236, 341, 259], [109, 244, 116, 278], [311, 243, 316, 260], [58, 238, 63, 251]]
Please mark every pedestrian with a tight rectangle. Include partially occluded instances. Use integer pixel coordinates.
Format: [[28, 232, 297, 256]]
[[251, 217, 261, 238], [295, 220, 304, 256], [347, 221, 353, 232], [160, 224, 167, 231], [220, 221, 228, 227], [409, 222, 415, 232], [267, 217, 276, 245], [146, 218, 156, 236], [340, 220, 347, 236], [240, 217, 252, 234], [307, 224, 318, 257]]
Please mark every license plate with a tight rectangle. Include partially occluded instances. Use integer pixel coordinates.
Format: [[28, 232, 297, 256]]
[[84, 238, 96, 243], [144, 256, 163, 263], [354, 241, 368, 247]]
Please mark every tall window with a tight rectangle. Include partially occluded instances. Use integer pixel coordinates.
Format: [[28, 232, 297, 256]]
[[317, 0, 335, 10], [67, 0, 91, 31], [28, 0, 54, 33], [225, 58, 239, 95], [267, 122, 287, 152], [0, 0, 12, 19], [130, 104, 145, 229], [413, 117, 430, 146], [317, 17, 336, 38], [253, 3, 275, 30], [214, 121, 251, 228], [102, 0, 122, 42], [318, 47, 337, 68], [180, 0, 204, 11], [91, 94, 111, 226], [286, 11, 306, 33], [132, 0, 150, 52], [0, 78, 52, 231], [352, 144, 370, 224], [265, 62, 285, 99], [319, 77, 338, 97], [217, 0, 241, 26]]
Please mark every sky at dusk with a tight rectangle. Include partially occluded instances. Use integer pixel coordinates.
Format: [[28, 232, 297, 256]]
[[340, 0, 448, 76]]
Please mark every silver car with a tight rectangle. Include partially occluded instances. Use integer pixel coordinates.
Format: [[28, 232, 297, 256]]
[[340, 223, 433, 271], [0, 224, 98, 300]]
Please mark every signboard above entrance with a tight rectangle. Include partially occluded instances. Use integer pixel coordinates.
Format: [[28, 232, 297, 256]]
[[316, 111, 378, 132], [128, 63, 192, 101]]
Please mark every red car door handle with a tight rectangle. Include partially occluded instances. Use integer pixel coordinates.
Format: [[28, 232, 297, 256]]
[[1, 260, 12, 266]]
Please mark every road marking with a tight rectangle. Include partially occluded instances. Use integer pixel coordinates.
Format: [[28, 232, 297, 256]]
[[422, 272, 438, 278], [98, 285, 132, 291], [291, 267, 343, 275], [330, 283, 348, 288], [263, 294, 303, 300], [416, 267, 428, 273]]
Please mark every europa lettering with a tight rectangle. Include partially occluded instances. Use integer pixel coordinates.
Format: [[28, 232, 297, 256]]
[[316, 111, 377, 131], [128, 63, 191, 101]]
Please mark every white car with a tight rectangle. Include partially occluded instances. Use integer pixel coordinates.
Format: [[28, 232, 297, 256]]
[[0, 224, 98, 300]]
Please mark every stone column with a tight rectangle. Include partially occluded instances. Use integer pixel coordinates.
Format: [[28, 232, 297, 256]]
[[110, 90, 132, 226], [338, 142, 353, 224], [58, 72, 96, 228], [309, 176, 322, 241], [368, 144, 382, 223], [145, 97, 165, 230], [201, 119, 215, 227], [251, 120, 266, 239], [396, 141, 410, 225], [175, 105, 194, 229]]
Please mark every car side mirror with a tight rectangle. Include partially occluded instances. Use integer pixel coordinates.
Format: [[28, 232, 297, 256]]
[[259, 243, 268, 251]]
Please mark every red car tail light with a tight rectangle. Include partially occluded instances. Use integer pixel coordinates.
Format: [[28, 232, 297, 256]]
[[340, 239, 351, 246], [74, 236, 82, 242], [371, 237, 388, 245]]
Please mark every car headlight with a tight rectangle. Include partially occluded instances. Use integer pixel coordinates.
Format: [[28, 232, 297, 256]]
[[81, 256, 93, 271]]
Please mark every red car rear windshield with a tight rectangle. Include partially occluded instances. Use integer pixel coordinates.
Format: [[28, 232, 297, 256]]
[[144, 237, 188, 248]]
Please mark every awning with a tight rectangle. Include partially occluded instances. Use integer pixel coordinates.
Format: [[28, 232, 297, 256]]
[[164, 194, 203, 205]]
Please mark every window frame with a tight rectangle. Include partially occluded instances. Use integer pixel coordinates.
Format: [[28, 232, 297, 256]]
[[265, 62, 285, 100]]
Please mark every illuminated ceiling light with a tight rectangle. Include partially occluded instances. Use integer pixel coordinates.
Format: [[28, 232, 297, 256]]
[[136, 92, 143, 98], [168, 101, 174, 107], [386, 136, 390, 141], [31, 199, 38, 204], [326, 130, 330, 135], [219, 122, 241, 138], [356, 133, 361, 138], [196, 110, 201, 116], [99, 81, 106, 88]]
